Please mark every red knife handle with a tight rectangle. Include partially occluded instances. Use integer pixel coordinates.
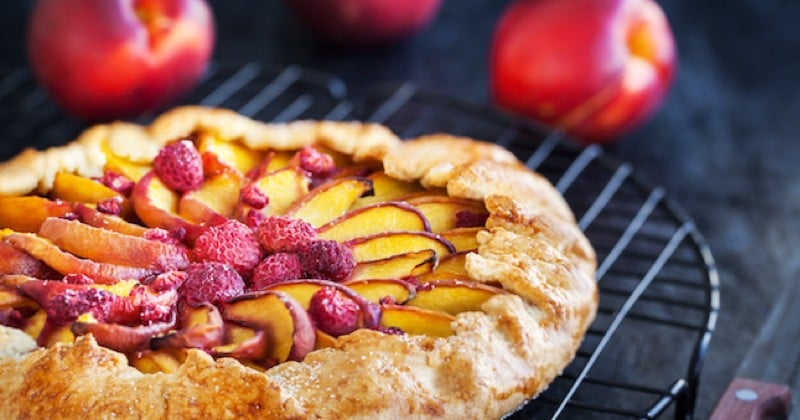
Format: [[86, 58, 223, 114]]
[[710, 377, 792, 420]]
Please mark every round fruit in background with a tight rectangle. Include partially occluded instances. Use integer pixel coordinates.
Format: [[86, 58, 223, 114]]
[[490, 0, 676, 143], [281, 0, 442, 46], [27, 0, 215, 121]]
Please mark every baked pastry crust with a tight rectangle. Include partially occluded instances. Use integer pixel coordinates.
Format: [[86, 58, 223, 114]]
[[0, 106, 597, 419]]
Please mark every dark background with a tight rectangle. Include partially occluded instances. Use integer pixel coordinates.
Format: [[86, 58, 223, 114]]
[[1, 0, 799, 418]]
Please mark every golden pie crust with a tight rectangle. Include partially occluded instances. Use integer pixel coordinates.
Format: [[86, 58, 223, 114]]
[[0, 106, 597, 419]]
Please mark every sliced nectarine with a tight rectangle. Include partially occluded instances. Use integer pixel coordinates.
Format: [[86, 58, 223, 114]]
[[74, 203, 148, 237], [406, 280, 505, 315], [38, 217, 189, 271], [318, 202, 431, 242], [0, 196, 74, 233], [406, 196, 488, 233], [286, 177, 374, 228], [341, 279, 414, 304], [4, 233, 155, 284], [0, 241, 55, 278], [104, 152, 151, 182], [314, 329, 337, 350], [222, 291, 315, 362], [240, 167, 311, 217], [212, 325, 269, 360], [40, 321, 75, 347], [71, 314, 175, 353], [439, 227, 481, 252], [51, 172, 132, 217], [197, 132, 265, 175], [0, 287, 36, 309], [349, 249, 437, 282], [150, 303, 223, 350], [351, 171, 424, 209], [178, 171, 243, 223], [131, 171, 205, 241], [23, 309, 47, 340], [380, 304, 454, 337], [345, 231, 454, 263], [130, 350, 183, 373]]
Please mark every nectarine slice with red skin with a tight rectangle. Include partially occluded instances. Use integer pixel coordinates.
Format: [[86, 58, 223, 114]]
[[351, 171, 424, 209], [212, 327, 269, 360], [349, 249, 437, 282], [0, 241, 56, 278], [178, 171, 243, 223], [39, 321, 75, 347], [150, 303, 223, 350], [0, 196, 74, 233], [286, 177, 374, 228], [51, 172, 133, 218], [407, 280, 505, 315], [439, 227, 481, 252], [341, 279, 415, 305], [0, 274, 39, 287], [197, 133, 265, 175], [130, 350, 183, 373], [222, 291, 316, 362], [23, 309, 46, 341], [131, 171, 207, 243], [4, 233, 155, 284], [74, 203, 148, 237], [406, 196, 488, 233], [318, 202, 431, 242], [0, 287, 36, 310], [344, 231, 454, 263], [72, 314, 176, 353], [239, 167, 311, 218], [379, 304, 454, 338], [38, 217, 189, 271]]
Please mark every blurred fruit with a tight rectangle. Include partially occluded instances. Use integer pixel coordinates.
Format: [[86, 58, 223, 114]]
[[490, 0, 675, 142], [281, 0, 442, 46], [27, 0, 215, 120]]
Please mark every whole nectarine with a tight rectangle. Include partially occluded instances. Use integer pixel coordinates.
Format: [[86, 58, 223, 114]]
[[490, 0, 676, 142], [27, 0, 215, 121], [282, 0, 442, 46]]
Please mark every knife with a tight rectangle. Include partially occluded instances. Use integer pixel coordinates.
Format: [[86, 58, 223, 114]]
[[709, 276, 797, 419]]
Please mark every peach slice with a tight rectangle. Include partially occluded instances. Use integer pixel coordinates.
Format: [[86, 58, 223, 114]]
[[406, 196, 488, 233], [51, 172, 132, 217], [345, 231, 454, 263], [439, 227, 481, 252], [263, 151, 294, 174], [40, 321, 75, 347], [286, 177, 374, 228], [38, 217, 189, 271], [0, 286, 36, 309], [4, 233, 155, 284], [264, 279, 382, 329], [417, 250, 471, 283], [222, 291, 316, 362], [351, 171, 424, 209], [74, 203, 148, 237], [212, 328, 269, 360], [197, 132, 265, 175], [151, 303, 224, 350], [0, 274, 39, 287], [318, 202, 431, 242], [72, 314, 176, 353], [0, 241, 56, 278], [379, 304, 454, 337], [104, 153, 151, 182], [131, 171, 206, 241], [406, 280, 505, 315], [238, 167, 311, 218], [130, 350, 183, 373], [349, 249, 437, 282], [341, 279, 414, 304], [178, 171, 243, 223], [23, 309, 47, 340], [315, 329, 337, 350], [0, 196, 74, 233]]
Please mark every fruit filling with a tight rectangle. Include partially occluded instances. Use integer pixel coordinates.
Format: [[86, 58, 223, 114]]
[[0, 134, 506, 372]]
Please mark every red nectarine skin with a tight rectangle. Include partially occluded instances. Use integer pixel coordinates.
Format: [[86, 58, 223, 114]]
[[282, 0, 443, 46], [490, 0, 675, 142], [27, 0, 215, 120]]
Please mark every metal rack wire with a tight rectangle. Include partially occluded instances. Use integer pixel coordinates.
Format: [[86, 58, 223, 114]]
[[0, 64, 719, 419]]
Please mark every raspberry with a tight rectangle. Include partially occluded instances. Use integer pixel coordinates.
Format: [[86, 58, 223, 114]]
[[62, 273, 94, 285], [95, 170, 135, 196], [144, 227, 187, 245], [455, 210, 489, 228], [294, 146, 336, 178], [139, 303, 174, 325], [96, 197, 123, 215], [180, 262, 245, 306], [193, 219, 261, 275], [252, 253, 304, 290], [297, 240, 355, 282], [240, 184, 268, 209], [149, 271, 188, 292], [154, 140, 204, 192], [46, 288, 114, 324], [243, 209, 267, 228], [308, 287, 359, 337], [256, 216, 317, 253]]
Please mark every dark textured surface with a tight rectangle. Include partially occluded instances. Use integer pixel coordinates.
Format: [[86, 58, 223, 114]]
[[1, 1, 798, 418]]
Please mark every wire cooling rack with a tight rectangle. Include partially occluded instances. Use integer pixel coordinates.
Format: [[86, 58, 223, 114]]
[[0, 64, 719, 419]]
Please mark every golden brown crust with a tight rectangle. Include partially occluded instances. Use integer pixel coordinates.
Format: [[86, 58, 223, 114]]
[[0, 106, 597, 419]]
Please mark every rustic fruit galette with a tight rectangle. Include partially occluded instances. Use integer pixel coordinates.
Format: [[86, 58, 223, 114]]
[[0, 106, 597, 418]]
